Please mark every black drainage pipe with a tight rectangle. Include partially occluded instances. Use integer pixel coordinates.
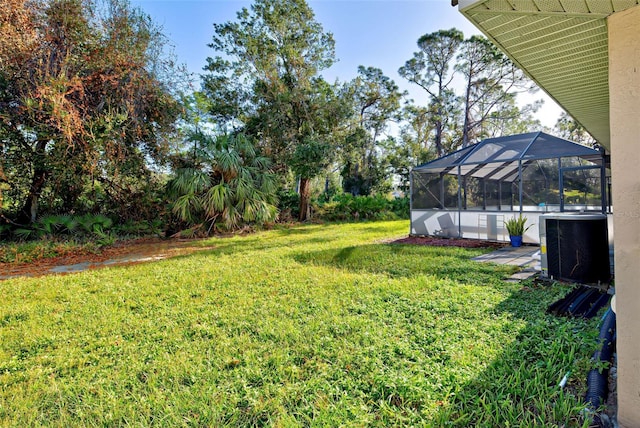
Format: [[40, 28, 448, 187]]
[[583, 293, 612, 320], [584, 308, 616, 412]]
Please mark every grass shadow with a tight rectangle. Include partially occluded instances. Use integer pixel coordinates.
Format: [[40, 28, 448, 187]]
[[428, 281, 601, 427], [292, 242, 517, 283]]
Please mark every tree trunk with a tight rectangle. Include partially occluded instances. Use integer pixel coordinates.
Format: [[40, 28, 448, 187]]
[[434, 119, 443, 157], [17, 140, 48, 225], [462, 73, 473, 148], [298, 177, 311, 221], [435, 80, 444, 157], [0, 160, 5, 216]]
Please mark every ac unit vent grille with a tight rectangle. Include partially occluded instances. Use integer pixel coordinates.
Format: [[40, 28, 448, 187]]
[[544, 215, 610, 284]]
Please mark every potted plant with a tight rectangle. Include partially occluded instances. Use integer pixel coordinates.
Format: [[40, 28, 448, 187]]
[[505, 215, 530, 247]]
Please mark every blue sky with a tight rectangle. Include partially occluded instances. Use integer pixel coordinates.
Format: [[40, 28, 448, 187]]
[[130, 0, 562, 127]]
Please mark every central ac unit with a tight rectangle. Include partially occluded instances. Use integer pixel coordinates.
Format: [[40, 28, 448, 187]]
[[539, 213, 610, 284]]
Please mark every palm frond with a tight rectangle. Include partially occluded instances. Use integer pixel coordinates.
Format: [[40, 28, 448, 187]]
[[232, 134, 256, 159], [58, 215, 78, 233], [215, 150, 241, 176], [203, 183, 229, 216], [252, 156, 271, 170], [171, 193, 203, 224], [167, 168, 212, 196]]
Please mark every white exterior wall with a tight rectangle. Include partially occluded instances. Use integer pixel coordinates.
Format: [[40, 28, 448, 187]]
[[411, 209, 539, 243], [410, 209, 613, 246], [608, 6, 640, 427]]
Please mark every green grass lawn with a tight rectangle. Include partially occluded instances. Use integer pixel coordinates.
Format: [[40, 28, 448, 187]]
[[0, 221, 600, 427]]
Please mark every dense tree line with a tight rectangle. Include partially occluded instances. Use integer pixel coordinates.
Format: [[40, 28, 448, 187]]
[[0, 0, 589, 239], [0, 0, 182, 227]]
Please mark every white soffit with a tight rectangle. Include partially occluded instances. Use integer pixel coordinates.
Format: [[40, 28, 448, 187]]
[[459, 0, 640, 148]]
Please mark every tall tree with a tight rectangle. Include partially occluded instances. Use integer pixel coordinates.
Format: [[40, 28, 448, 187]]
[[476, 96, 542, 139], [384, 104, 437, 192], [554, 112, 596, 146], [399, 29, 463, 156], [399, 30, 541, 157], [342, 66, 404, 195], [0, 0, 181, 224], [456, 35, 537, 147], [202, 0, 343, 220]]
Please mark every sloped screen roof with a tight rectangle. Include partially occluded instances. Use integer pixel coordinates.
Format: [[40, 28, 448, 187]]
[[413, 131, 602, 181]]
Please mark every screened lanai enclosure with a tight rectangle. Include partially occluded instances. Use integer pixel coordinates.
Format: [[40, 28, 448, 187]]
[[410, 132, 611, 244]]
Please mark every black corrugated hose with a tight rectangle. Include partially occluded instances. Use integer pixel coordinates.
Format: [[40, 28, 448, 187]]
[[584, 308, 616, 426]]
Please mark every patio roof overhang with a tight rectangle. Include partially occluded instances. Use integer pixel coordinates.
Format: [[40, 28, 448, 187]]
[[458, 0, 640, 149]]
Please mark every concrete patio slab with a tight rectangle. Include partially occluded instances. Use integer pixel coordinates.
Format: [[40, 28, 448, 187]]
[[473, 245, 540, 281]]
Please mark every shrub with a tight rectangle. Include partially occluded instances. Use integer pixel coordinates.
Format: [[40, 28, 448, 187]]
[[8, 214, 115, 241], [312, 194, 409, 222], [114, 219, 164, 237], [276, 191, 300, 221], [390, 196, 410, 218], [166, 133, 278, 234]]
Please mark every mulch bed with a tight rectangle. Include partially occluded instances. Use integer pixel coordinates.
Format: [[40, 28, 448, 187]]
[[388, 235, 508, 249]]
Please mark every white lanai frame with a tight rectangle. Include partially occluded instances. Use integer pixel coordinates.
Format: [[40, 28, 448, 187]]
[[410, 131, 607, 243]]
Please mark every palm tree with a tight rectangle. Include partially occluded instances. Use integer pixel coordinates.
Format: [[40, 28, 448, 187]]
[[166, 133, 278, 234]]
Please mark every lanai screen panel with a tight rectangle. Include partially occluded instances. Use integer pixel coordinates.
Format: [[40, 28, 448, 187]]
[[411, 171, 458, 209], [521, 159, 561, 208]]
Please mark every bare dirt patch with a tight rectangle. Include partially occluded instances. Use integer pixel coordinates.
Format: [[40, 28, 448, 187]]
[[1, 238, 216, 280]]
